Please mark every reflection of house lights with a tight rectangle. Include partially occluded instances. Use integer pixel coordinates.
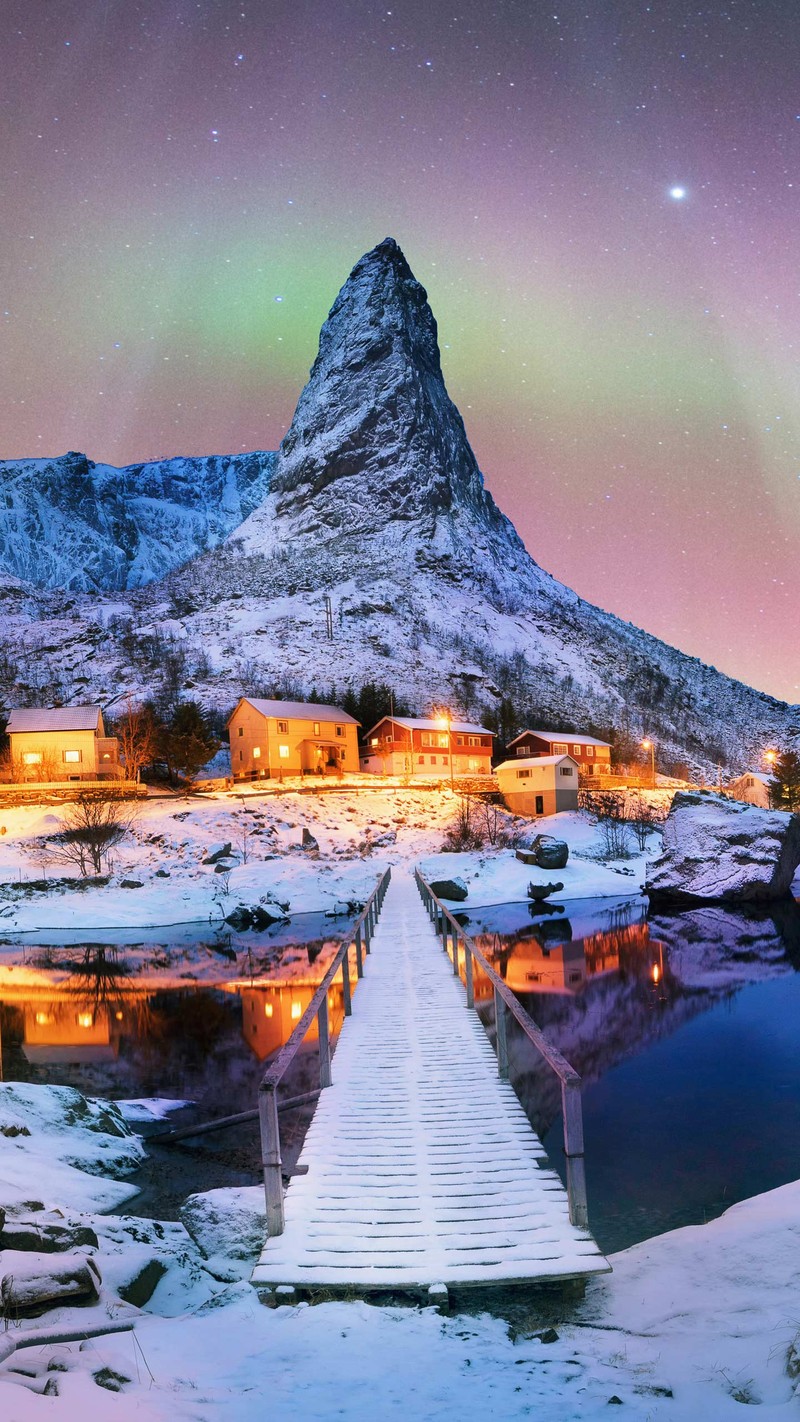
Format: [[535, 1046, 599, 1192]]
[[35, 1012, 52, 1026], [264, 1002, 274, 1018], [77, 1013, 94, 1029], [651, 963, 661, 984], [115, 1010, 124, 1021], [290, 1002, 302, 1020]]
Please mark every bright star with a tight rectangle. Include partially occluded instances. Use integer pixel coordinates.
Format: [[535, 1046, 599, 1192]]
[[669, 185, 687, 201]]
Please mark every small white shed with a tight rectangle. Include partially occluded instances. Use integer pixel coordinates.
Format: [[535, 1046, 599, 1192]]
[[495, 754, 579, 818]]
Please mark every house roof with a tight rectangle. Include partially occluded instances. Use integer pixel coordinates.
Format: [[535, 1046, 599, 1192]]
[[507, 729, 611, 749], [731, 770, 770, 785], [230, 698, 359, 726], [365, 716, 492, 737], [496, 755, 579, 771], [6, 706, 102, 734]]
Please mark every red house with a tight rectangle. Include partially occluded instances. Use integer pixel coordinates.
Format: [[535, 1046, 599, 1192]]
[[505, 729, 611, 778], [360, 716, 493, 778]]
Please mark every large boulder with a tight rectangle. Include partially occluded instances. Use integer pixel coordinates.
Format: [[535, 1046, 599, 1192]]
[[646, 792, 800, 904], [429, 877, 468, 902], [180, 1186, 266, 1283], [0, 1250, 100, 1315], [517, 835, 569, 870]]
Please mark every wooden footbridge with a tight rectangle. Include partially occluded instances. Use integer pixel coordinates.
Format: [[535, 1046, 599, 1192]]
[[252, 868, 609, 1302]]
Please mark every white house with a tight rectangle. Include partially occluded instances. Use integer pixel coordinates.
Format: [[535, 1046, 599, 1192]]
[[728, 771, 772, 809], [495, 755, 579, 817]]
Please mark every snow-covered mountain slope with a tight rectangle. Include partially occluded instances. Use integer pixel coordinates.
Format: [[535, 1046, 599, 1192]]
[[0, 449, 275, 591], [0, 238, 796, 775]]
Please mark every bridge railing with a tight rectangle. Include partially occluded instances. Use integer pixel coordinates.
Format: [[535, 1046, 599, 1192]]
[[257, 865, 392, 1236], [414, 868, 589, 1229]]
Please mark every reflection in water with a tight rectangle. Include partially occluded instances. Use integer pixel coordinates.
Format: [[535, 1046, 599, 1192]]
[[465, 896, 800, 1252]]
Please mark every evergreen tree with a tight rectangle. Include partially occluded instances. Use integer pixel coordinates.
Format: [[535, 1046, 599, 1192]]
[[155, 701, 220, 785], [769, 750, 800, 811]]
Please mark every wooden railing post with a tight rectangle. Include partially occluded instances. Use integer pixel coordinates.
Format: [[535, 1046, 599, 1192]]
[[465, 940, 475, 1009], [364, 915, 372, 954], [354, 927, 364, 978], [318, 996, 331, 1087], [562, 1077, 588, 1228], [259, 1085, 285, 1236], [494, 987, 509, 1078], [342, 949, 352, 1017], [452, 930, 460, 977]]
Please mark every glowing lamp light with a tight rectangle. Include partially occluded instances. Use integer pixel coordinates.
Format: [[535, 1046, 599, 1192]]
[[764, 750, 777, 765]]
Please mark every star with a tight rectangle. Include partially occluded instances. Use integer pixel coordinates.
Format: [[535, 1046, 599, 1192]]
[[669, 185, 687, 201]]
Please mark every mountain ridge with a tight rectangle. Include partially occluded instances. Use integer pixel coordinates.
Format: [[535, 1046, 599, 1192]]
[[0, 237, 795, 775]]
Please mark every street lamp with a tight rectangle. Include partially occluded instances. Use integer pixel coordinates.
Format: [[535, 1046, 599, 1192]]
[[641, 738, 656, 789], [436, 713, 455, 790], [764, 749, 778, 770]]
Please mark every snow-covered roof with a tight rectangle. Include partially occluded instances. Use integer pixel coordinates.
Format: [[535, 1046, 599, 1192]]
[[731, 771, 770, 785], [507, 729, 611, 749], [366, 716, 492, 737], [6, 705, 102, 734], [496, 755, 579, 771], [232, 698, 359, 725]]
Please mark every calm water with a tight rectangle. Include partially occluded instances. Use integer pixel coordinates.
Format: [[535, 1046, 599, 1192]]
[[2, 898, 800, 1250]]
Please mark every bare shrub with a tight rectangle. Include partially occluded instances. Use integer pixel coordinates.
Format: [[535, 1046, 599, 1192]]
[[41, 793, 139, 876], [442, 795, 485, 851]]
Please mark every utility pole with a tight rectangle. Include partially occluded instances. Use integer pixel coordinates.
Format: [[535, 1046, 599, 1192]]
[[323, 596, 333, 641]]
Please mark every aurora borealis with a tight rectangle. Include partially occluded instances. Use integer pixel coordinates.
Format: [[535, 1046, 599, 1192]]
[[1, 1, 798, 700]]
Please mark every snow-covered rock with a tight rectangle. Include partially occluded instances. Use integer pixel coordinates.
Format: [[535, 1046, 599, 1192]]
[[179, 1187, 266, 1283], [645, 791, 800, 904], [0, 1249, 100, 1313]]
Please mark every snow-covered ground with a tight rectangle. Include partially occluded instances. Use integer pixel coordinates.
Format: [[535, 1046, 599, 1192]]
[[0, 784, 662, 934], [0, 1082, 798, 1420]]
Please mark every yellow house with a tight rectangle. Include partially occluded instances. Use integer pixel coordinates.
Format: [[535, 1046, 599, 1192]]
[[5, 705, 121, 782], [226, 698, 360, 780]]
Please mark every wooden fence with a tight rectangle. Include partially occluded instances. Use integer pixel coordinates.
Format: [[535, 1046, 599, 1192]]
[[414, 869, 589, 1229], [257, 866, 392, 1236]]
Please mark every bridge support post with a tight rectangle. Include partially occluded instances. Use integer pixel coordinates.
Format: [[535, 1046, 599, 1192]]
[[259, 1086, 285, 1237], [494, 988, 509, 1079], [562, 1078, 589, 1228], [318, 996, 332, 1087]]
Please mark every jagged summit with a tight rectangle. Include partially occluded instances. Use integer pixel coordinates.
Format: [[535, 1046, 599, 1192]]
[[266, 237, 519, 544]]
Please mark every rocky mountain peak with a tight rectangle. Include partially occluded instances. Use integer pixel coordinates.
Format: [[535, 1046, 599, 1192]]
[[268, 238, 520, 545]]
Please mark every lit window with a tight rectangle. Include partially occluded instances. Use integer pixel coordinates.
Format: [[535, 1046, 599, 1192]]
[[517, 769, 531, 779], [253, 747, 261, 759], [552, 742, 568, 754], [279, 745, 289, 758], [63, 749, 81, 763], [35, 1012, 51, 1026], [313, 722, 320, 735], [77, 1013, 94, 1029], [277, 720, 288, 733], [22, 752, 42, 765], [370, 737, 379, 746], [421, 732, 432, 747], [290, 1001, 302, 1020], [437, 734, 448, 748], [264, 1002, 274, 1018], [585, 745, 594, 757], [572, 744, 581, 756]]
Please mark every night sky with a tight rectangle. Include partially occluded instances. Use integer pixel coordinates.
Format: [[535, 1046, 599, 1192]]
[[1, 1, 798, 700]]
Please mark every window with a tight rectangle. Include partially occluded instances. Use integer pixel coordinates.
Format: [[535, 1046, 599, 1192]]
[[418, 755, 425, 764], [22, 752, 42, 765], [745, 777, 754, 787], [239, 750, 243, 762], [430, 755, 437, 764], [516, 746, 527, 756], [517, 769, 531, 779], [569, 972, 582, 984], [339, 747, 346, 760], [437, 733, 448, 748], [552, 742, 568, 754], [237, 726, 244, 737], [63, 749, 82, 763], [253, 747, 261, 759], [290, 1002, 302, 1020], [313, 721, 320, 736], [456, 735, 464, 746], [277, 720, 288, 734], [264, 1002, 274, 1019], [572, 744, 582, 756], [468, 735, 481, 746], [535, 795, 544, 814], [468, 758, 481, 771], [587, 763, 595, 775], [421, 732, 432, 747], [335, 724, 344, 738], [559, 766, 574, 777], [585, 745, 594, 757], [278, 745, 289, 758], [370, 737, 379, 747]]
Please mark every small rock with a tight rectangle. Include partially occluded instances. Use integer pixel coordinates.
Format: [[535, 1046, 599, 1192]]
[[120, 879, 144, 889], [203, 841, 233, 865], [154, 869, 171, 878], [301, 828, 319, 851], [526, 881, 564, 901], [213, 860, 236, 873], [117, 1258, 167, 1308]]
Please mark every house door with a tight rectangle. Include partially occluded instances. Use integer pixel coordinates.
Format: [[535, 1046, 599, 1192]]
[[535, 795, 544, 815]]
